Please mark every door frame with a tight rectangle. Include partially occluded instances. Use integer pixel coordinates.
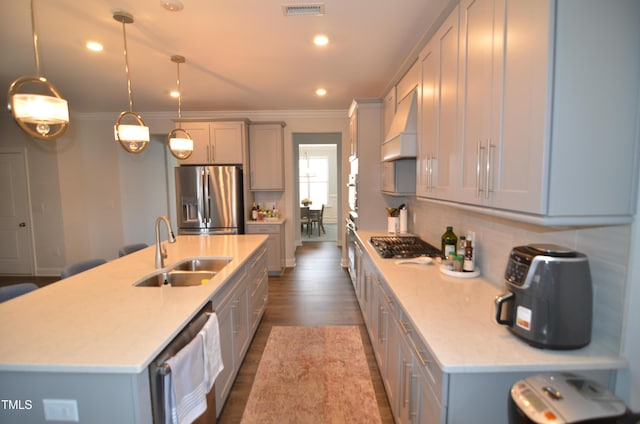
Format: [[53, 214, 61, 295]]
[[0, 148, 36, 275], [292, 133, 342, 246]]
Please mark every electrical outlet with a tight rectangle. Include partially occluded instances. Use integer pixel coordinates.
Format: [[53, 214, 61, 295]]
[[43, 399, 79, 422]]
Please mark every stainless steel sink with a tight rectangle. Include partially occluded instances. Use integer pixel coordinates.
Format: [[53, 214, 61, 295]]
[[135, 270, 216, 287], [134, 257, 231, 287], [170, 257, 231, 272]]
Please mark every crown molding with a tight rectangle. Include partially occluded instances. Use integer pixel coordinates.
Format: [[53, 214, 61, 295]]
[[72, 109, 349, 121]]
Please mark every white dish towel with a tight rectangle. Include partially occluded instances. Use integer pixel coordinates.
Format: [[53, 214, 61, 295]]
[[200, 313, 224, 391], [165, 334, 207, 424]]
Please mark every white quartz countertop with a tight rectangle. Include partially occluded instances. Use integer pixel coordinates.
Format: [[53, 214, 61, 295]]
[[356, 231, 627, 374], [0, 235, 267, 374]]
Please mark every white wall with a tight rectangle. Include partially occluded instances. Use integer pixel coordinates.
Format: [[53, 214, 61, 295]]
[[0, 109, 348, 275]]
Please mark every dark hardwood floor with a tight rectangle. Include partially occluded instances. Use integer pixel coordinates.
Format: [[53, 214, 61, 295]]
[[218, 241, 394, 423]]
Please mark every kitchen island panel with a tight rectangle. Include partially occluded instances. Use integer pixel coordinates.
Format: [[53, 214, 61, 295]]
[[0, 370, 152, 424]]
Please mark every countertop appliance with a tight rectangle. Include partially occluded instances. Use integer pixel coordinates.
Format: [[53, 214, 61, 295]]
[[495, 244, 592, 349], [509, 373, 628, 423], [149, 302, 216, 424], [369, 236, 441, 259], [175, 165, 244, 235]]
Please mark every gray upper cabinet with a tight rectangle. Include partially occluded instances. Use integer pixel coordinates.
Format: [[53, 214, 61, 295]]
[[177, 121, 247, 165], [249, 122, 286, 191], [418, 0, 640, 226], [417, 5, 459, 201]]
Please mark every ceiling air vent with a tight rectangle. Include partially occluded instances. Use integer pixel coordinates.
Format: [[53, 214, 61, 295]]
[[282, 3, 325, 16]]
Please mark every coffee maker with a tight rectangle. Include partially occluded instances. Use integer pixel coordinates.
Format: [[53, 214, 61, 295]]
[[495, 244, 592, 349]]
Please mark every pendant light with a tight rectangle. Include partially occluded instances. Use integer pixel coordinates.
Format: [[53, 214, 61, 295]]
[[167, 55, 193, 159], [7, 0, 69, 141], [113, 11, 149, 154]]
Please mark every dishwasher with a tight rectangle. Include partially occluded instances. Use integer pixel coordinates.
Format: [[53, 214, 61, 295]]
[[149, 302, 216, 424]]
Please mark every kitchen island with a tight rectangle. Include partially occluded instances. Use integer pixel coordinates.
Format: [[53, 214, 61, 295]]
[[0, 234, 268, 423], [353, 230, 627, 423]]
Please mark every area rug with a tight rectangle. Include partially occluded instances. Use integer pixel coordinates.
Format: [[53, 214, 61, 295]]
[[241, 326, 382, 423]]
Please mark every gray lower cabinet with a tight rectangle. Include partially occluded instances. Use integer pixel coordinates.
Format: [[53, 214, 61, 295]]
[[356, 239, 448, 422], [211, 244, 267, 416], [246, 222, 285, 276], [352, 239, 616, 423], [357, 252, 449, 422]]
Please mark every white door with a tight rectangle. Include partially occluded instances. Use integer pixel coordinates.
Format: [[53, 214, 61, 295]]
[[0, 151, 34, 274]]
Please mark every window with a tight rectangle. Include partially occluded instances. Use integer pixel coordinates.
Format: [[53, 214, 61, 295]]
[[299, 153, 328, 206]]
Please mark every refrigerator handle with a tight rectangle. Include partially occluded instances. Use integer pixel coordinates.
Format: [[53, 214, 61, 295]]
[[201, 168, 209, 226]]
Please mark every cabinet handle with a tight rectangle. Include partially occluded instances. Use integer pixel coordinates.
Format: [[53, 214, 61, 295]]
[[409, 373, 418, 419], [429, 153, 434, 191], [485, 139, 494, 199], [412, 344, 428, 367], [402, 360, 412, 408], [378, 308, 388, 343], [476, 139, 483, 198], [425, 154, 431, 191], [232, 299, 240, 334]]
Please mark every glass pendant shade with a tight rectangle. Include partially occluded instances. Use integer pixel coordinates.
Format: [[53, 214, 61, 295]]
[[168, 128, 193, 159], [8, 0, 69, 141], [114, 111, 149, 154], [12, 93, 68, 125]]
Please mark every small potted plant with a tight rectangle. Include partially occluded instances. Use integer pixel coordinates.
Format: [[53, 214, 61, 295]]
[[301, 198, 312, 206]]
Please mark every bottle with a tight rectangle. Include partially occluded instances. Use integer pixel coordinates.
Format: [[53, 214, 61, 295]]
[[463, 239, 474, 272], [458, 236, 466, 257], [251, 203, 258, 220], [441, 226, 457, 259], [452, 254, 463, 272]]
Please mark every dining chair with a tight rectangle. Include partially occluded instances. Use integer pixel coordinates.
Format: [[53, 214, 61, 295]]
[[0, 282, 38, 303], [300, 207, 311, 235], [60, 258, 107, 279], [309, 204, 325, 236], [118, 243, 148, 257]]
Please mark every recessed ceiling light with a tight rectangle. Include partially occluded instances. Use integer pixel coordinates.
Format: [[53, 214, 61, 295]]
[[313, 35, 329, 46], [316, 88, 327, 97], [170, 90, 179, 98], [162, 0, 184, 12], [86, 41, 103, 52]]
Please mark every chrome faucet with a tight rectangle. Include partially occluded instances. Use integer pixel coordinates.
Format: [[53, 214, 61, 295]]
[[155, 215, 176, 269]]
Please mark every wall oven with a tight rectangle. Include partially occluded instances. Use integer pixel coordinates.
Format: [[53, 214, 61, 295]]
[[346, 214, 357, 283], [347, 173, 358, 213]]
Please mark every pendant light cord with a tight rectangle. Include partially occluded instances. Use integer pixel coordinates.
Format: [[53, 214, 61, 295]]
[[30, 0, 42, 77], [176, 60, 182, 120], [121, 20, 134, 112]]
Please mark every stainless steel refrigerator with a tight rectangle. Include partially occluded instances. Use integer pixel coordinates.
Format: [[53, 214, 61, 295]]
[[175, 165, 245, 235]]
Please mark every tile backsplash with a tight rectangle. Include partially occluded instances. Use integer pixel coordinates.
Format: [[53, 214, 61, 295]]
[[407, 198, 631, 354]]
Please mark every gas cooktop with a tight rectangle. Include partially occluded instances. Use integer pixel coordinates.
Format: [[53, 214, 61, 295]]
[[369, 236, 441, 259]]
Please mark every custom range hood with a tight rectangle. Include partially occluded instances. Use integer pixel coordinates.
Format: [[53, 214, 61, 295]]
[[382, 89, 417, 161]]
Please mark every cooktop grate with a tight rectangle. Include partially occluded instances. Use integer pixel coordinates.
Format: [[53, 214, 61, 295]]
[[369, 236, 441, 259]]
